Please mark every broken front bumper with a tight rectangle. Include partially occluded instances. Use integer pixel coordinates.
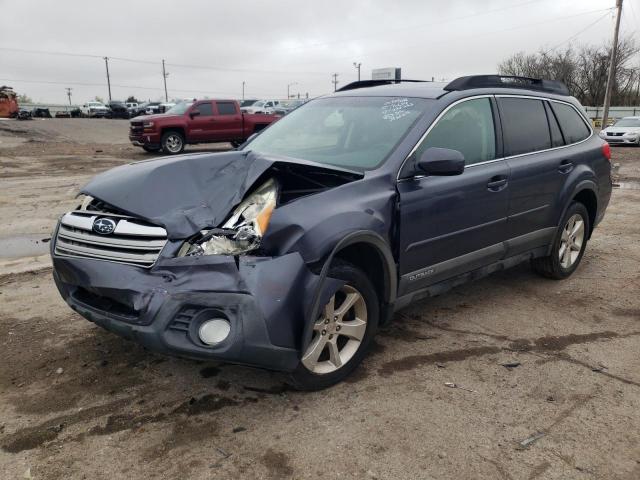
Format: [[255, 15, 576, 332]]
[[51, 235, 322, 372]]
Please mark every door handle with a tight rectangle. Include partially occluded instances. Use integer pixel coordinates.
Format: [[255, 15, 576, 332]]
[[558, 160, 574, 174], [487, 175, 508, 191]]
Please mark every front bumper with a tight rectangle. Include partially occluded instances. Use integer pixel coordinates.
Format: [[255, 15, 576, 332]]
[[129, 131, 161, 149], [51, 235, 326, 372], [601, 135, 639, 145]]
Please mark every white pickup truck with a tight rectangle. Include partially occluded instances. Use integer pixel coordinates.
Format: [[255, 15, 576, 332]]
[[81, 101, 109, 118]]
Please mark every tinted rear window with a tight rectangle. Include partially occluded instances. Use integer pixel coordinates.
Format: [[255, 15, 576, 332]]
[[550, 102, 590, 144], [498, 98, 551, 156], [217, 102, 237, 115]]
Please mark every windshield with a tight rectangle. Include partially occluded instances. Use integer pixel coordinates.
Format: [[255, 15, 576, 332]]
[[613, 118, 640, 128], [166, 101, 193, 115], [244, 96, 430, 171], [253, 101, 266, 107], [241, 100, 257, 107]]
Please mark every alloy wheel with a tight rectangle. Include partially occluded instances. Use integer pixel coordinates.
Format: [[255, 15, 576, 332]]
[[559, 213, 585, 269], [301, 285, 368, 374], [165, 134, 183, 153]]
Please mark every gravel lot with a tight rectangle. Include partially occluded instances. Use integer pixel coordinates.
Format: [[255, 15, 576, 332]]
[[0, 119, 639, 480]]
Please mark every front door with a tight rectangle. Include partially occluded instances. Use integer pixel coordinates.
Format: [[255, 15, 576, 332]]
[[188, 101, 216, 142], [397, 96, 510, 295]]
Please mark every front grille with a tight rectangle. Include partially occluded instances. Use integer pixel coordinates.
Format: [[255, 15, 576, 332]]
[[130, 121, 143, 135], [54, 211, 167, 268], [609, 132, 625, 136]]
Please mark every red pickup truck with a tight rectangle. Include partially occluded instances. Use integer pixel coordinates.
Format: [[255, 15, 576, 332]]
[[129, 99, 279, 154]]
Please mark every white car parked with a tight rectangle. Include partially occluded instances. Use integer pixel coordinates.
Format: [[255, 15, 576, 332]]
[[599, 116, 640, 146], [81, 101, 109, 118], [241, 99, 280, 114]]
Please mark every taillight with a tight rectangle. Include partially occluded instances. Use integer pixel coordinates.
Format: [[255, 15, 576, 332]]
[[602, 142, 611, 162]]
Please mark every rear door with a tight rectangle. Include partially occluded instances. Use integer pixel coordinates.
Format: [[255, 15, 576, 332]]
[[498, 96, 571, 254], [188, 101, 216, 142], [214, 101, 243, 141], [397, 96, 510, 295]]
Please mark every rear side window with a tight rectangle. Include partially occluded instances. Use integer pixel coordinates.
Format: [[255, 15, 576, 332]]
[[216, 102, 236, 115], [498, 98, 550, 156], [414, 97, 496, 166], [550, 102, 590, 144], [194, 102, 213, 116], [544, 101, 565, 147]]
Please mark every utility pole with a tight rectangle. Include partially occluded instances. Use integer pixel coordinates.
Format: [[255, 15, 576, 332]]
[[602, 0, 623, 128], [353, 62, 361, 81], [332, 73, 339, 92], [103, 57, 112, 102], [65, 87, 72, 106], [162, 59, 169, 102], [242, 81, 245, 101]]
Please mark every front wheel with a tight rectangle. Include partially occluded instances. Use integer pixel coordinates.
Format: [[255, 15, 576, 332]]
[[161, 131, 185, 154], [288, 261, 379, 390], [531, 202, 590, 279]]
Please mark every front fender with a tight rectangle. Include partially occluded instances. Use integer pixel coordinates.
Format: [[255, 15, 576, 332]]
[[300, 230, 397, 355]]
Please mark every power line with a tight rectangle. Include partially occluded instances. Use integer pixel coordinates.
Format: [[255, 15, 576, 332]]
[[546, 10, 614, 52], [316, 7, 614, 65], [0, 77, 286, 98], [0, 46, 328, 76]]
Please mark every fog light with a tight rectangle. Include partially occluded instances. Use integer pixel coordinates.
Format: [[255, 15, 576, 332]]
[[198, 318, 231, 345]]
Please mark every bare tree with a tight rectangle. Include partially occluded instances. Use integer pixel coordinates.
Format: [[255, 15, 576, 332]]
[[498, 37, 640, 106]]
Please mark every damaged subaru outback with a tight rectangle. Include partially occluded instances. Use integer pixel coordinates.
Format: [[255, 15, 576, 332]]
[[51, 75, 612, 389]]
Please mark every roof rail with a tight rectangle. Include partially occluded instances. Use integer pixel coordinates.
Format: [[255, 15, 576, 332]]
[[337, 79, 427, 92], [444, 75, 570, 96]]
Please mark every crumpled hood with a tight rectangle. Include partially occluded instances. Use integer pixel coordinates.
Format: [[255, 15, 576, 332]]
[[80, 151, 359, 240], [81, 151, 273, 240]]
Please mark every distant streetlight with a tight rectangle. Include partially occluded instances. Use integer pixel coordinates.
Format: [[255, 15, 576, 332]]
[[353, 62, 362, 81], [242, 81, 245, 101], [287, 82, 298, 99]]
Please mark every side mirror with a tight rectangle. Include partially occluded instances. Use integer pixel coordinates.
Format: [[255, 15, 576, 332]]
[[189, 110, 201, 118], [416, 147, 465, 176]]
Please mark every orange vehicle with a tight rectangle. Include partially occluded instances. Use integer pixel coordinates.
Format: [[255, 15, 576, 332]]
[[0, 86, 19, 118]]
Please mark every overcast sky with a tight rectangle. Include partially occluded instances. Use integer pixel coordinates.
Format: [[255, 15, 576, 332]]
[[0, 0, 638, 104]]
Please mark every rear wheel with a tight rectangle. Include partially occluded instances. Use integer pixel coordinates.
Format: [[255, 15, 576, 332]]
[[531, 202, 589, 279], [288, 261, 379, 390], [161, 131, 185, 154]]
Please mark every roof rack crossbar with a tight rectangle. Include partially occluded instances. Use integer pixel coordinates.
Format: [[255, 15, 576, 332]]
[[337, 79, 427, 92], [443, 75, 570, 96]]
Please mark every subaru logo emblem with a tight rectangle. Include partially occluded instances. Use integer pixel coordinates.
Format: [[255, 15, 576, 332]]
[[93, 218, 116, 235]]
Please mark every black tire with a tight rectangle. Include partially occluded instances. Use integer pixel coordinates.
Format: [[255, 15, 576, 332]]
[[161, 131, 185, 154], [288, 260, 379, 390], [531, 202, 590, 280], [142, 146, 160, 153]]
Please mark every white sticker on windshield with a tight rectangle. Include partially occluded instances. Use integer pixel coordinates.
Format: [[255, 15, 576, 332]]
[[381, 98, 414, 122]]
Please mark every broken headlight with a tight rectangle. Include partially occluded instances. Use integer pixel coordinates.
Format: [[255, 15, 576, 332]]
[[76, 195, 94, 210], [179, 178, 277, 257]]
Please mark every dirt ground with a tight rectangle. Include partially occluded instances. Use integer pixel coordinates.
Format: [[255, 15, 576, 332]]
[[0, 118, 639, 480]]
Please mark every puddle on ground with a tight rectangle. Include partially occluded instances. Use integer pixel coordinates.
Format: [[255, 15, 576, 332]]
[[614, 182, 640, 190], [0, 234, 51, 259]]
